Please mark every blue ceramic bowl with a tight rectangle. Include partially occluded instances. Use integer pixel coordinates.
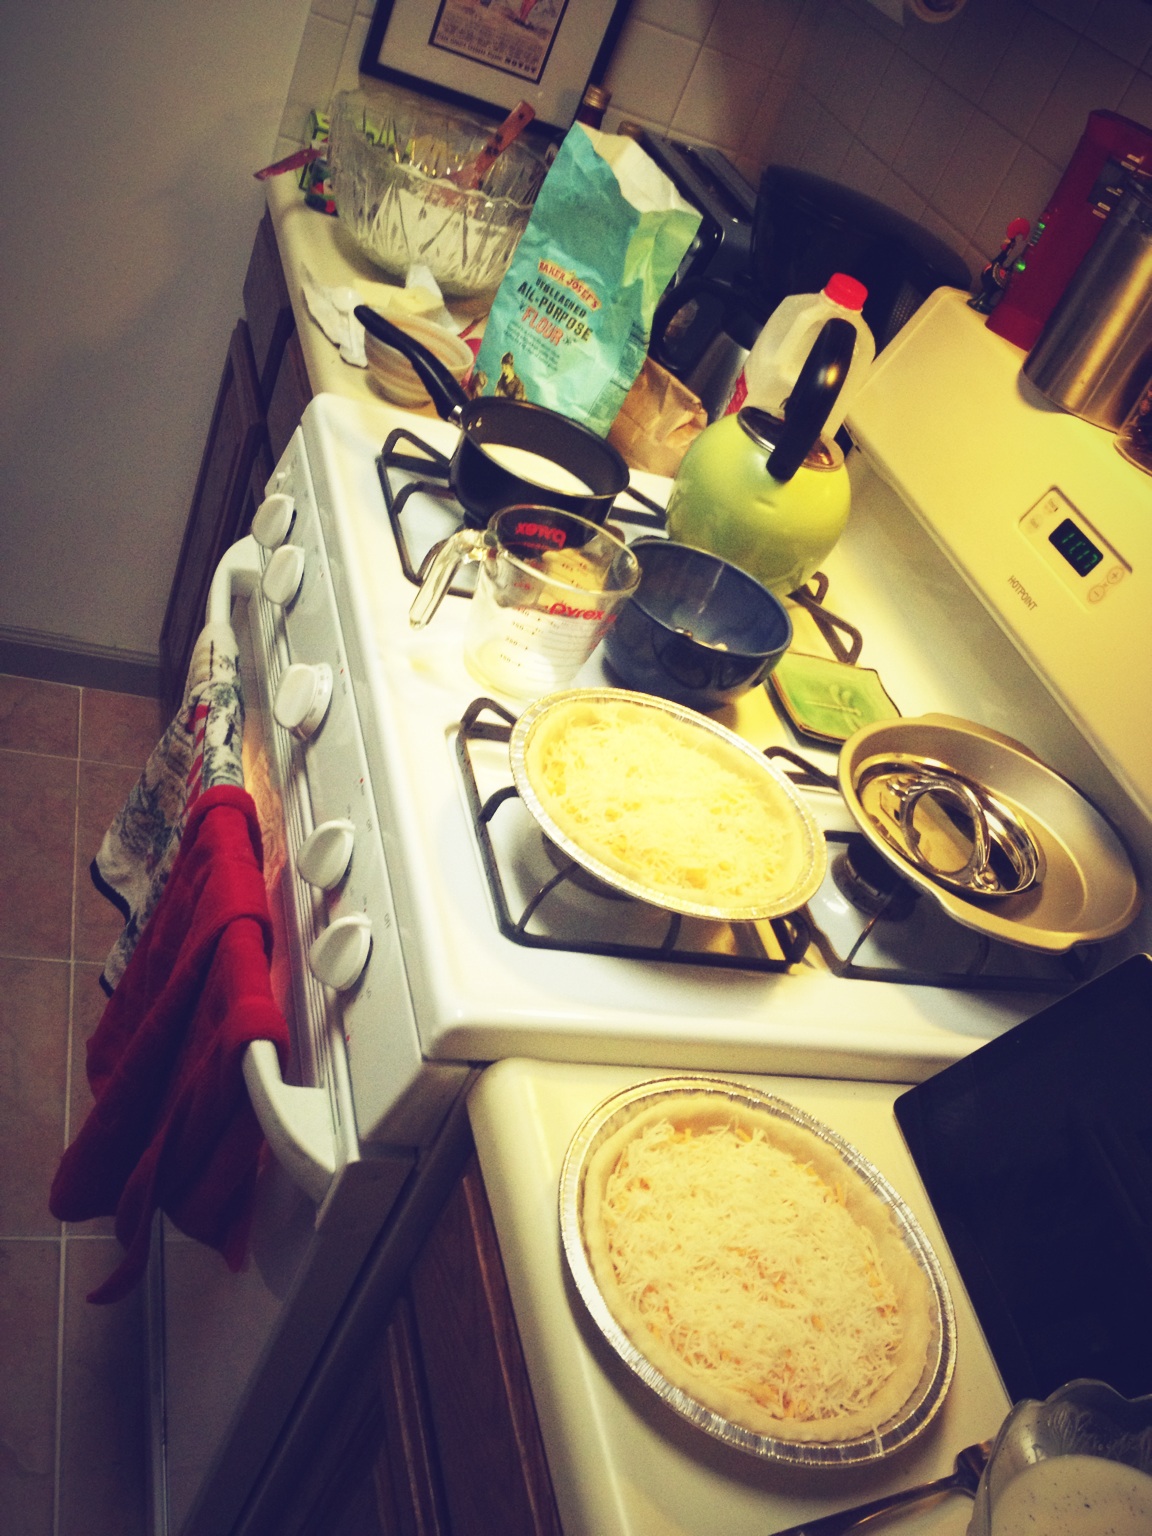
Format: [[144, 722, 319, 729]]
[[603, 538, 792, 711]]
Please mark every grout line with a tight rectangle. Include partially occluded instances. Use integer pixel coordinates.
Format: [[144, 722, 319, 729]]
[[55, 719, 82, 1536], [70, 751, 81, 970], [63, 950, 77, 1155], [54, 1216, 68, 1536]]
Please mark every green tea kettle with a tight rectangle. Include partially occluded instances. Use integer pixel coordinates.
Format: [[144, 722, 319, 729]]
[[664, 318, 855, 597]]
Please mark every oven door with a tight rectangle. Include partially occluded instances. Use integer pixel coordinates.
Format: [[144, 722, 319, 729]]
[[147, 539, 416, 1536]]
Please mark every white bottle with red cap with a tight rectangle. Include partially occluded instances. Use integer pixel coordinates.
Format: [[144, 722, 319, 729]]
[[728, 273, 875, 439]]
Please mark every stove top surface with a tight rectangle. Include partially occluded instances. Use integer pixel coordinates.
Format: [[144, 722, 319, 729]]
[[289, 391, 1127, 1085]]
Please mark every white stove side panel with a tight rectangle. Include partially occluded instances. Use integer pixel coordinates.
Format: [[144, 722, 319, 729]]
[[263, 427, 468, 1148], [848, 288, 1152, 823]]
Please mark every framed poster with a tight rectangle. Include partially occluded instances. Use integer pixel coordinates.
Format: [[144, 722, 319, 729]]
[[360, 0, 633, 132]]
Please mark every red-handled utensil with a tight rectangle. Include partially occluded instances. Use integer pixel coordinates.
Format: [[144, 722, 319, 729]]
[[445, 100, 535, 191], [253, 145, 323, 181]]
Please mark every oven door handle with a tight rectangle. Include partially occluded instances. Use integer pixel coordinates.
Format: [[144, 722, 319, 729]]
[[207, 533, 262, 624], [207, 534, 342, 1206], [242, 1040, 338, 1204]]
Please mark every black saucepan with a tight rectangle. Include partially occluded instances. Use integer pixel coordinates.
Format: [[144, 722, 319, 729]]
[[355, 305, 631, 528]]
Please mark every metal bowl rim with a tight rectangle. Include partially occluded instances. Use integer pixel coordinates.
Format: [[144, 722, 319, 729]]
[[838, 715, 1141, 951]]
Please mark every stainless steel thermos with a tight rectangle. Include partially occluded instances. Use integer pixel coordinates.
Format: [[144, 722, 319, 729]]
[[1023, 175, 1152, 431]]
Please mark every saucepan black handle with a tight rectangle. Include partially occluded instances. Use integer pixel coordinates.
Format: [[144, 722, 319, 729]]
[[354, 305, 470, 423], [765, 317, 856, 484]]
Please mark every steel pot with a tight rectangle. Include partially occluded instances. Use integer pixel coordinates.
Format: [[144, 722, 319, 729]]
[[355, 305, 630, 527]]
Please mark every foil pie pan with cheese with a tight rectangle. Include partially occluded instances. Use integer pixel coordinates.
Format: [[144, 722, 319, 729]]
[[559, 1077, 956, 1465], [510, 689, 826, 921]]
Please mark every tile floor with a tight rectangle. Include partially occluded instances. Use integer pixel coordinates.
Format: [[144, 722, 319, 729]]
[[1, 672, 166, 1536]]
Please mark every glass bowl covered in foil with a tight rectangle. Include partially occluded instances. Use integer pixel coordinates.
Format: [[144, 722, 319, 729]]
[[327, 88, 547, 299]]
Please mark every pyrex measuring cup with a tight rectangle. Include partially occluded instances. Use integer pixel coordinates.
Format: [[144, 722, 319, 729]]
[[410, 506, 640, 701]]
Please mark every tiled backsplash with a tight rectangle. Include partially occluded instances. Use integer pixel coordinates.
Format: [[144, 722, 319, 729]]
[[283, 0, 1152, 277]]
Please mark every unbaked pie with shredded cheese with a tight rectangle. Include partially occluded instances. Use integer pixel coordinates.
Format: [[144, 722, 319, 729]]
[[523, 696, 810, 912], [580, 1093, 934, 1442]]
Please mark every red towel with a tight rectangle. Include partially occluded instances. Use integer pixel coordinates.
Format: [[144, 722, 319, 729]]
[[50, 784, 290, 1304]]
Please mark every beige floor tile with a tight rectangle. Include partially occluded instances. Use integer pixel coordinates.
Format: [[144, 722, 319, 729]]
[[0, 1239, 60, 1536], [0, 675, 80, 758], [79, 689, 164, 770], [0, 959, 69, 1238], [57, 1238, 147, 1536], [0, 749, 77, 961], [73, 761, 141, 965]]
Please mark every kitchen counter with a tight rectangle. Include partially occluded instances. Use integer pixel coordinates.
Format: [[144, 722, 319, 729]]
[[468, 1058, 1010, 1536], [265, 174, 490, 416]]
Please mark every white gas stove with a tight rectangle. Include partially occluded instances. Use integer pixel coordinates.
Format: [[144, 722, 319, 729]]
[[254, 310, 1150, 1136], [154, 288, 1151, 1536]]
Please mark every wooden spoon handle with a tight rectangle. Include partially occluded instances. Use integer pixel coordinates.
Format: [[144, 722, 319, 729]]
[[447, 101, 535, 190]]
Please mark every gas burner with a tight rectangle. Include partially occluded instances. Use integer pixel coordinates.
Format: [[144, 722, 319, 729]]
[[541, 834, 630, 900], [762, 747, 1096, 993], [832, 835, 918, 921], [456, 698, 809, 971], [375, 427, 668, 592], [453, 706, 1092, 993]]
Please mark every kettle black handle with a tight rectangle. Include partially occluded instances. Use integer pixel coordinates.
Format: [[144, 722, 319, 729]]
[[354, 304, 470, 422], [765, 317, 856, 483]]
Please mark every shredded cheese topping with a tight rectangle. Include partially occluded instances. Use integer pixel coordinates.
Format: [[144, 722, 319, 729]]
[[528, 701, 805, 907], [597, 1117, 906, 1427]]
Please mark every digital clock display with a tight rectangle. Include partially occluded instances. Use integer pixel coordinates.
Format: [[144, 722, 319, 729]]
[[1048, 516, 1104, 577]]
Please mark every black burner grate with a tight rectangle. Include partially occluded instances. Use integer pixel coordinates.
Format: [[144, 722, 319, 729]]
[[454, 702, 1092, 994], [455, 698, 810, 971], [376, 427, 667, 592]]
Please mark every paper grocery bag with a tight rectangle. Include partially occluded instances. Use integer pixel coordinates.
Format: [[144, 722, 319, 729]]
[[607, 357, 707, 476]]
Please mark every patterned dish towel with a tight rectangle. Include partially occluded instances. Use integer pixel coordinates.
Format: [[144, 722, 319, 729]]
[[91, 621, 246, 993]]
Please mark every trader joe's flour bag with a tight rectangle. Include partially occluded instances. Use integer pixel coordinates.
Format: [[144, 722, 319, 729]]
[[474, 125, 701, 437]]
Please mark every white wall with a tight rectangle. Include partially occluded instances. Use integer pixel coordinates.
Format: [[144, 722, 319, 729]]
[[0, 0, 310, 683]]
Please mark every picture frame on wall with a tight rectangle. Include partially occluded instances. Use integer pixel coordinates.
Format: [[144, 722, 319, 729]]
[[359, 0, 632, 132]]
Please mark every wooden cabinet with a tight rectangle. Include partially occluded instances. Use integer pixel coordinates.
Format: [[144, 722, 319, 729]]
[[158, 319, 268, 711], [159, 209, 311, 712], [407, 1156, 562, 1536], [266, 1149, 563, 1536]]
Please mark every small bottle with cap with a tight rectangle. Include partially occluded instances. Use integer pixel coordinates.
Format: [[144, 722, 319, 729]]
[[575, 84, 611, 129], [730, 273, 876, 439]]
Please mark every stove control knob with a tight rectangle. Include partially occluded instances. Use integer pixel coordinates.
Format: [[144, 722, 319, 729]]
[[297, 819, 355, 890], [273, 662, 333, 740], [309, 913, 372, 991], [252, 492, 295, 548], [262, 544, 305, 606]]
